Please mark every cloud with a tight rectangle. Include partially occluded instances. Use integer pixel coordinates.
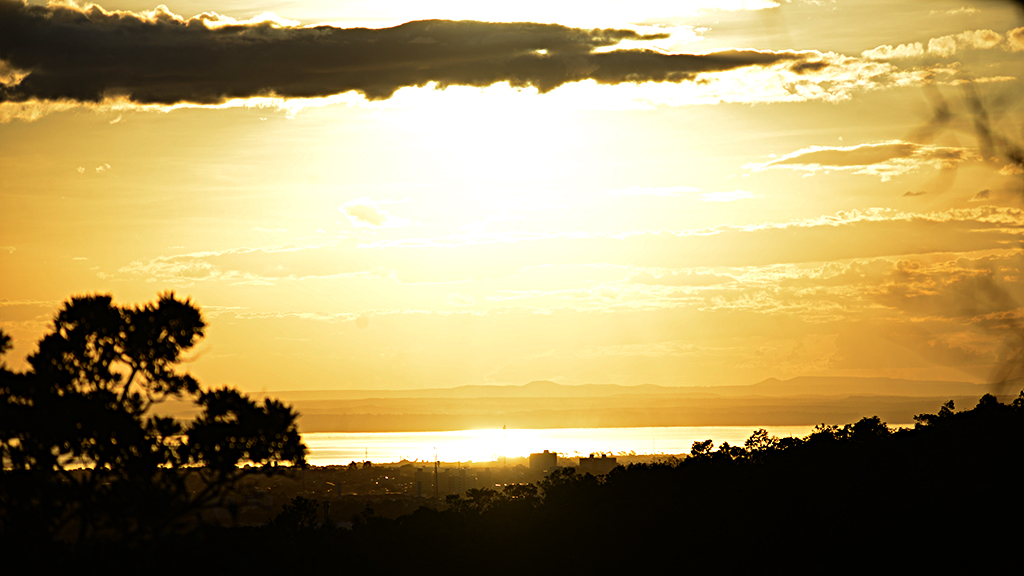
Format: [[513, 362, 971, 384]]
[[932, 7, 980, 16], [826, 322, 994, 371], [970, 189, 991, 202], [927, 29, 1003, 57], [701, 190, 755, 202], [649, 252, 1024, 340], [111, 206, 1024, 287], [1000, 163, 1024, 176], [871, 253, 1024, 322], [0, 1, 818, 107], [0, 55, 27, 86], [604, 186, 752, 202], [114, 242, 375, 283], [339, 198, 410, 229], [861, 43, 925, 61], [903, 191, 926, 197], [446, 292, 476, 307], [630, 269, 733, 286], [605, 185, 700, 197], [863, 26, 1022, 61], [1009, 27, 1024, 52], [73, 163, 112, 174], [745, 140, 980, 181]]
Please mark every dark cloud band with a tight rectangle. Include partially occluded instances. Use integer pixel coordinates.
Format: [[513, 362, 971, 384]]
[[0, 1, 820, 105]]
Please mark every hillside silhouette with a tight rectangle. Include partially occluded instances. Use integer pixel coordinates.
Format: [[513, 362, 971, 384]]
[[4, 296, 1023, 572], [19, 392, 1023, 572]]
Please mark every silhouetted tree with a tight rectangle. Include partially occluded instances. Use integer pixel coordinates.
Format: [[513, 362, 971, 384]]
[[0, 293, 306, 546], [743, 428, 778, 452], [849, 415, 891, 440], [502, 482, 539, 502], [914, 399, 957, 428], [690, 439, 714, 458], [270, 496, 319, 531], [715, 441, 747, 460]]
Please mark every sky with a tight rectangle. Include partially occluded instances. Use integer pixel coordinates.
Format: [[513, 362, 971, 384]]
[[1, 0, 1023, 393]]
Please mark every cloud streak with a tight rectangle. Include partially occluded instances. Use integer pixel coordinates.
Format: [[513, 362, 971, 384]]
[[746, 140, 980, 180], [701, 190, 755, 202], [110, 206, 1024, 286], [340, 198, 410, 229], [0, 1, 818, 106], [862, 27, 1019, 60]]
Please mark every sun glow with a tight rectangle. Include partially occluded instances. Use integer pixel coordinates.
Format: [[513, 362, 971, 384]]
[[360, 82, 594, 225]]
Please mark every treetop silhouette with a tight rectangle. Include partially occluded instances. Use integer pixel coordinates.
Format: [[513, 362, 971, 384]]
[[0, 292, 307, 545]]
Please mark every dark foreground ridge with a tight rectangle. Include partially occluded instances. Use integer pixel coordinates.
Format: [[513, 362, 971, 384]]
[[9, 394, 1024, 572], [3, 294, 1022, 572]]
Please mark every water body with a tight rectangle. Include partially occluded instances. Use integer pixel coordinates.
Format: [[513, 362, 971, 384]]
[[303, 425, 825, 466]]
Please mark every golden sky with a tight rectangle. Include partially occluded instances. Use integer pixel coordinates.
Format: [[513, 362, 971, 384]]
[[1, 0, 1023, 392]]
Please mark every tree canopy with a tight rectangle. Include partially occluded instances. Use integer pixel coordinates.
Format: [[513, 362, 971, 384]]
[[0, 292, 307, 545]]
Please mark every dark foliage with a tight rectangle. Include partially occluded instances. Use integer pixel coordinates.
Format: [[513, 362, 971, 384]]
[[268, 495, 320, 531], [11, 392, 1022, 572], [0, 293, 307, 547], [281, 394, 1024, 572]]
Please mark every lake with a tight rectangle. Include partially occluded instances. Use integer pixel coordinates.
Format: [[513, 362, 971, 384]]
[[302, 425, 826, 466]]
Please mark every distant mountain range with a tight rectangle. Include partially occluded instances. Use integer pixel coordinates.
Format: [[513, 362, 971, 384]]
[[268, 376, 993, 401]]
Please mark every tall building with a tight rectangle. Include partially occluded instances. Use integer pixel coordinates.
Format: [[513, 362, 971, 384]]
[[578, 455, 617, 476], [446, 468, 469, 495], [529, 450, 557, 472]]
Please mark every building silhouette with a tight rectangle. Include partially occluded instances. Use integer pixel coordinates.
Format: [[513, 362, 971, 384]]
[[529, 450, 557, 472], [578, 454, 617, 476]]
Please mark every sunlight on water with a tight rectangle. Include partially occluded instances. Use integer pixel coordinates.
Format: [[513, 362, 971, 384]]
[[303, 425, 822, 466]]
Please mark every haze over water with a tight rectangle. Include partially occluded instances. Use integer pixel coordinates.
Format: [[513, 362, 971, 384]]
[[303, 425, 830, 466]]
